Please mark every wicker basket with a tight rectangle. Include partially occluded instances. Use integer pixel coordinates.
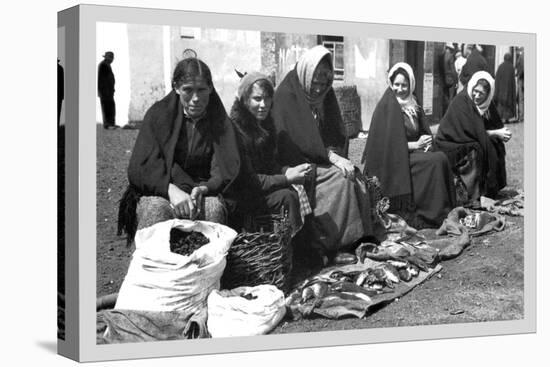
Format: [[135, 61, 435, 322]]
[[334, 85, 362, 138], [221, 210, 293, 293]]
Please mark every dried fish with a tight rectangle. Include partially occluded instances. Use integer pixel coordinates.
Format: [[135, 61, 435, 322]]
[[407, 264, 420, 277], [301, 286, 315, 303], [379, 263, 400, 283], [387, 259, 409, 269], [398, 268, 412, 282], [311, 282, 329, 299]]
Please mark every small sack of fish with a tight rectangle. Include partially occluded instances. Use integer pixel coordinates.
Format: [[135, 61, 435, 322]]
[[207, 285, 286, 337], [115, 219, 237, 313]]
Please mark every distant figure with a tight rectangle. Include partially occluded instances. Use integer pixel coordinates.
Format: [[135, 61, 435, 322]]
[[459, 44, 489, 87], [494, 53, 516, 123], [454, 45, 467, 93], [57, 59, 64, 126], [98, 51, 116, 129], [442, 42, 458, 114], [516, 50, 524, 122]]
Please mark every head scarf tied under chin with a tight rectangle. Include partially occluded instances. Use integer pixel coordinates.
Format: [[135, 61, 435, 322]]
[[296, 45, 334, 106], [388, 62, 421, 124], [236, 71, 271, 101], [467, 70, 495, 116]]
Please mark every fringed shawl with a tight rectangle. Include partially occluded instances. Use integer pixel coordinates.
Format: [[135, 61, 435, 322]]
[[435, 89, 499, 193], [362, 87, 431, 211], [117, 89, 240, 243]]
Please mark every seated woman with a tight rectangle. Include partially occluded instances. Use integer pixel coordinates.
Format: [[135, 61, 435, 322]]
[[435, 70, 511, 202], [227, 71, 310, 236], [271, 45, 376, 260], [362, 62, 456, 228], [117, 57, 240, 243]]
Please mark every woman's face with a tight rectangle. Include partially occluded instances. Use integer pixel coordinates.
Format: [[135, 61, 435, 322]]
[[472, 82, 489, 106], [245, 82, 272, 121], [309, 60, 332, 99], [175, 77, 212, 118], [391, 73, 410, 99]]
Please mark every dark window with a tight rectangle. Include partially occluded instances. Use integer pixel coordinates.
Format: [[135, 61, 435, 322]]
[[319, 35, 345, 81]]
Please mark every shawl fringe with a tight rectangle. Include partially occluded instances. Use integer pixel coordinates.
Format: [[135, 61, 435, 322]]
[[117, 185, 141, 246]]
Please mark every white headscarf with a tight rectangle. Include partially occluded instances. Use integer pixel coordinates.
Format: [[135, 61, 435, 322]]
[[296, 45, 333, 106], [388, 62, 420, 124], [467, 70, 495, 116]]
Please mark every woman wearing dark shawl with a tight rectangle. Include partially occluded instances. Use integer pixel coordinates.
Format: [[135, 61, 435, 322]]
[[272, 45, 376, 258], [227, 71, 309, 236], [494, 53, 516, 122], [435, 71, 511, 202], [117, 58, 240, 243], [362, 62, 456, 228]]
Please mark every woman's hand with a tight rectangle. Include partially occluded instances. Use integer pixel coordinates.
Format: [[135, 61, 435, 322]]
[[190, 186, 208, 218], [168, 183, 196, 219], [285, 163, 312, 184], [497, 127, 512, 142], [329, 151, 355, 179], [417, 135, 433, 150]]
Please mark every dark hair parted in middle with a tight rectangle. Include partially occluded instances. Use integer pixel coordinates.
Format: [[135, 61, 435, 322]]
[[389, 67, 411, 85], [171, 58, 213, 89], [475, 78, 491, 95], [230, 79, 276, 165]]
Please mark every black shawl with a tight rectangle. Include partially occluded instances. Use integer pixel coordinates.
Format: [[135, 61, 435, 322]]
[[272, 68, 348, 167], [362, 87, 431, 210], [435, 89, 499, 194], [117, 89, 240, 242]]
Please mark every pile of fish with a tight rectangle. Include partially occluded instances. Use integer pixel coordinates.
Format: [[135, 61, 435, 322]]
[[290, 257, 427, 303], [285, 237, 442, 320]]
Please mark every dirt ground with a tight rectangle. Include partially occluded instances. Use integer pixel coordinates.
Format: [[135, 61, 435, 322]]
[[96, 122, 524, 331]]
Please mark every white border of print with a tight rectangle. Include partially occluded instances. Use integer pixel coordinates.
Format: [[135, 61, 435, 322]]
[[56, 2, 536, 363]]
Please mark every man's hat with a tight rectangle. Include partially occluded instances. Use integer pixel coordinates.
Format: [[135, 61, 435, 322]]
[[103, 51, 114, 58]]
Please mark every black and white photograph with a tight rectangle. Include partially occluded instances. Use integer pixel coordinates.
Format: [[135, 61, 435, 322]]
[[36, 1, 541, 364], [94, 19, 526, 342]]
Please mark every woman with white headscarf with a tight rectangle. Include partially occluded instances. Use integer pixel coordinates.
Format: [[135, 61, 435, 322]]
[[272, 45, 378, 264], [362, 62, 456, 228], [436, 70, 511, 202]]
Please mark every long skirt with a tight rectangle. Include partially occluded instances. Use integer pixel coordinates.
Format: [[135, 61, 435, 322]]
[[135, 195, 227, 231], [456, 149, 481, 202], [487, 136, 507, 197], [308, 165, 374, 254], [454, 139, 507, 202], [408, 150, 456, 227]]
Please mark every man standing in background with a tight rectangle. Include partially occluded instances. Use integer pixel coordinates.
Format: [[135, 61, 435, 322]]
[[459, 44, 488, 86], [516, 49, 524, 122], [494, 53, 516, 123], [441, 42, 458, 114], [98, 51, 117, 129], [454, 44, 467, 93]]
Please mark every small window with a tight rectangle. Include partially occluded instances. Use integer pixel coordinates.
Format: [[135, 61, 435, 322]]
[[179, 27, 201, 40], [319, 35, 345, 81]]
